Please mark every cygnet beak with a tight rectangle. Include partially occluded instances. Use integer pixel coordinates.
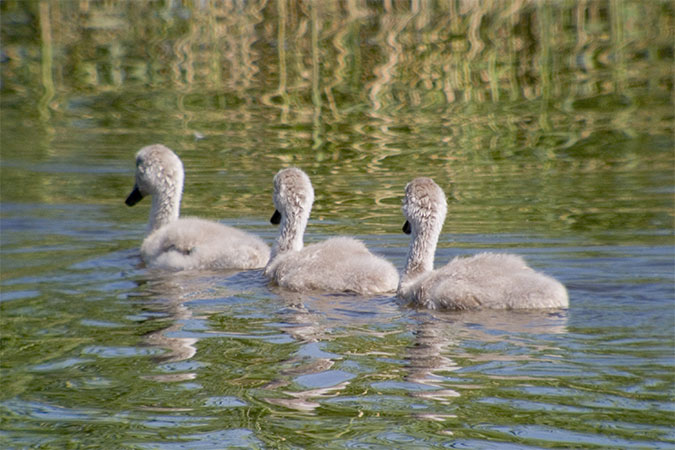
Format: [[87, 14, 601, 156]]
[[402, 220, 411, 234], [270, 209, 281, 225], [125, 185, 144, 206]]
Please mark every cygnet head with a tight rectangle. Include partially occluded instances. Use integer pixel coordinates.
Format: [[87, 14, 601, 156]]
[[402, 177, 448, 237], [125, 144, 184, 206], [269, 168, 314, 257], [125, 144, 184, 233], [401, 177, 448, 280]]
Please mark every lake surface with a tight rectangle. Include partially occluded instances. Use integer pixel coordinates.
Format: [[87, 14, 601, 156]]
[[1, 1, 673, 448]]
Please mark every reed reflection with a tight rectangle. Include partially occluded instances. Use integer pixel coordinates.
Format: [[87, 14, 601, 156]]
[[2, 0, 670, 238], [5, 0, 669, 124]]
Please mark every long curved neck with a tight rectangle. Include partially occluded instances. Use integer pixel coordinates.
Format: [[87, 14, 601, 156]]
[[148, 186, 181, 234], [401, 220, 441, 286], [271, 210, 307, 259]]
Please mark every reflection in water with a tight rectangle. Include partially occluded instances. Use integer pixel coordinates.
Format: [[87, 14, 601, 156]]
[[404, 309, 568, 416], [261, 290, 402, 413], [37, 0, 54, 124], [134, 270, 240, 382], [143, 303, 196, 363], [405, 318, 461, 404], [447, 308, 569, 340], [264, 381, 349, 413]]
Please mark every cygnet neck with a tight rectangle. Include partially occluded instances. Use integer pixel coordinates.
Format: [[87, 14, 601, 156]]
[[271, 209, 307, 259], [400, 219, 441, 288], [148, 184, 182, 234]]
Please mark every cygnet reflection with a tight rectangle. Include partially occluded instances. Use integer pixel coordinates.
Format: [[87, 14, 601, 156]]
[[261, 290, 401, 413], [403, 308, 568, 421], [133, 269, 241, 382]]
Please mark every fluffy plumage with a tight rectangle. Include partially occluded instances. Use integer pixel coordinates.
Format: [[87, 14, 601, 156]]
[[125, 144, 270, 271], [264, 168, 398, 295], [398, 177, 568, 310]]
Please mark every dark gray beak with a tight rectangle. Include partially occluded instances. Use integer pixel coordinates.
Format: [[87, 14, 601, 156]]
[[125, 185, 144, 206], [402, 220, 411, 235], [270, 210, 281, 225]]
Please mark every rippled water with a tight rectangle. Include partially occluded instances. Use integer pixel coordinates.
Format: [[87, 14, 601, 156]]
[[1, 1, 673, 448]]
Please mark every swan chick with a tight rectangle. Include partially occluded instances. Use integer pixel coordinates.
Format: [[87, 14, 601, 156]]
[[398, 177, 568, 310], [265, 168, 398, 295], [125, 144, 270, 271]]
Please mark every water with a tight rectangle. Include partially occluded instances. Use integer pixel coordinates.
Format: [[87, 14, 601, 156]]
[[1, 1, 673, 448]]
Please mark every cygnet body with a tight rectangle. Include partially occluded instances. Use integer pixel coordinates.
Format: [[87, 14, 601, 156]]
[[398, 177, 568, 310], [125, 144, 270, 271], [264, 168, 398, 295]]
